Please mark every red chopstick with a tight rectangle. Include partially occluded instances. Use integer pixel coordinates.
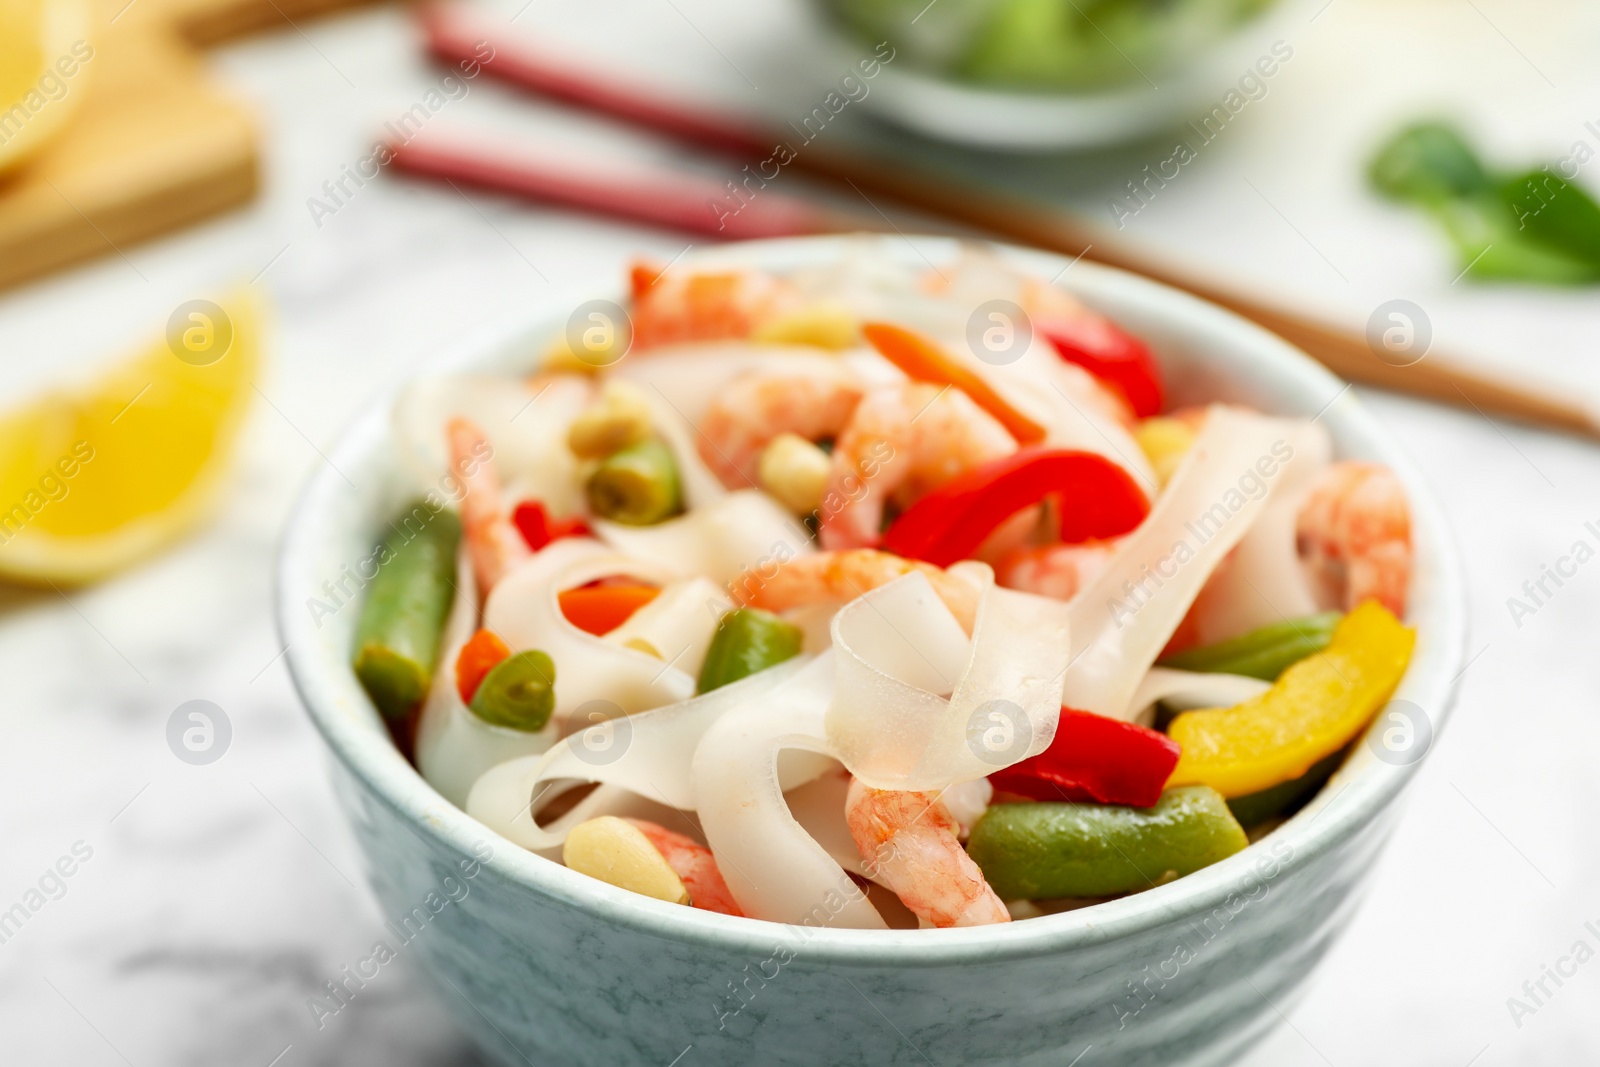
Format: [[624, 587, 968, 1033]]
[[387, 130, 850, 239]]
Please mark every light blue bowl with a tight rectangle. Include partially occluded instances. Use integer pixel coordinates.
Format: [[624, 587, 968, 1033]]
[[277, 236, 1466, 1067]]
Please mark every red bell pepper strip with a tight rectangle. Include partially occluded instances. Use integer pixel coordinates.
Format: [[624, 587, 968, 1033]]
[[881, 448, 1148, 567], [455, 628, 511, 705], [989, 707, 1181, 809], [1041, 317, 1165, 419], [512, 500, 591, 551], [862, 322, 1048, 445]]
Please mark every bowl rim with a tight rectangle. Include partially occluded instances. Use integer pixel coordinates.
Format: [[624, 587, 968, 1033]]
[[277, 233, 1467, 964]]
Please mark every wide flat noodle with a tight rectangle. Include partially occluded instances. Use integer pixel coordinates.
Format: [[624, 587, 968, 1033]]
[[1179, 420, 1331, 645], [416, 543, 555, 807], [464, 657, 814, 853], [634, 380, 727, 510], [483, 538, 695, 723], [592, 489, 813, 588], [827, 567, 1071, 791], [1128, 667, 1272, 720], [692, 654, 887, 929], [469, 781, 692, 863], [1058, 406, 1296, 720], [783, 769, 870, 879], [392, 373, 592, 515], [602, 576, 730, 679]]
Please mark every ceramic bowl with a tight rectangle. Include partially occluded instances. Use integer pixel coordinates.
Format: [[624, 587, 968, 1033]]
[[277, 235, 1465, 1067]]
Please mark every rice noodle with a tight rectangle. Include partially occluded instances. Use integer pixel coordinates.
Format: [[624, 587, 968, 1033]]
[[783, 769, 870, 879], [633, 380, 727, 510], [1176, 420, 1332, 645], [393, 374, 592, 515], [602, 576, 731, 679], [469, 780, 692, 862], [592, 490, 814, 588], [483, 538, 695, 723], [415, 544, 557, 807], [1058, 406, 1300, 720], [692, 654, 887, 928], [1128, 666, 1272, 721], [463, 658, 821, 852], [826, 566, 1072, 791]]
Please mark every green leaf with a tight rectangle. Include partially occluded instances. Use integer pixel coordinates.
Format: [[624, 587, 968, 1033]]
[[1498, 168, 1600, 269], [1368, 121, 1493, 204], [1434, 195, 1600, 285]]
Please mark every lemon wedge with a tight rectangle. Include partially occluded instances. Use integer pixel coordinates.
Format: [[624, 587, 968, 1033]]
[[0, 293, 260, 584]]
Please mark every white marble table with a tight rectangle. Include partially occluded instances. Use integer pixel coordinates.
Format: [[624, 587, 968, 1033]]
[[3, 0, 1598, 1063]]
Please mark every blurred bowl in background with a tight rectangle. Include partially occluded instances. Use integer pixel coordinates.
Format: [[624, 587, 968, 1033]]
[[817, 0, 1314, 149]]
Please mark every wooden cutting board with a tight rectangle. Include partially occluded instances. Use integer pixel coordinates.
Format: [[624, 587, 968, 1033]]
[[0, 0, 380, 293]]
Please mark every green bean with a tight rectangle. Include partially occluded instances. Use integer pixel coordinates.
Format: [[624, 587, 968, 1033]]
[[469, 650, 557, 732], [696, 608, 803, 694], [1158, 612, 1342, 682], [967, 786, 1247, 901], [1226, 748, 1345, 828], [585, 438, 682, 525], [352, 504, 461, 723]]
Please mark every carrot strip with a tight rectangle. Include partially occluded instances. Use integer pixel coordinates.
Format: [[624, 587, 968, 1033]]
[[456, 628, 511, 704], [862, 322, 1047, 445], [559, 584, 661, 636]]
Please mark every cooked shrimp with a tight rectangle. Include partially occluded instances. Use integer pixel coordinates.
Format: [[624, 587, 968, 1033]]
[[625, 819, 743, 917], [630, 263, 801, 350], [696, 367, 865, 487], [734, 549, 981, 632], [820, 383, 1015, 551], [1296, 461, 1412, 617], [845, 780, 1009, 928], [995, 540, 1121, 601], [447, 416, 529, 599]]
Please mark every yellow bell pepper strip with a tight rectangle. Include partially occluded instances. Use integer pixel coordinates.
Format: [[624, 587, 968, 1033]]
[[1165, 601, 1415, 798]]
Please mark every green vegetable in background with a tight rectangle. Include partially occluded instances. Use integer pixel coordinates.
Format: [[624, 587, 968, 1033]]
[[967, 786, 1248, 900], [823, 0, 1277, 92], [1369, 122, 1600, 284], [352, 504, 462, 723], [1501, 168, 1600, 268], [1369, 121, 1492, 203]]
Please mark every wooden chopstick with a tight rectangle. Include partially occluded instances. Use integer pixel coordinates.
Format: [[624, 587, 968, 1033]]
[[420, 4, 1598, 440]]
